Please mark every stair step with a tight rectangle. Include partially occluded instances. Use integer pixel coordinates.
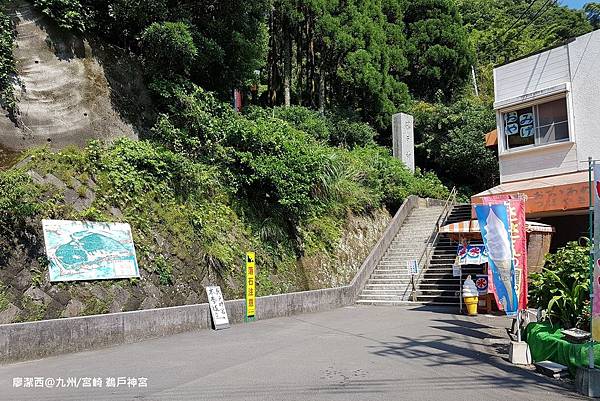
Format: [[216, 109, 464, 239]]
[[358, 294, 404, 301], [356, 299, 415, 306], [418, 282, 459, 287], [363, 285, 409, 290], [359, 292, 407, 296], [360, 290, 407, 295], [369, 268, 409, 273], [367, 279, 411, 284], [418, 289, 460, 295], [422, 271, 457, 275], [430, 259, 458, 264], [416, 293, 460, 297], [370, 274, 412, 279]]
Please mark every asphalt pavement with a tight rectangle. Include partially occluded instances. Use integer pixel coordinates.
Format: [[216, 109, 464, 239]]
[[0, 305, 583, 401]]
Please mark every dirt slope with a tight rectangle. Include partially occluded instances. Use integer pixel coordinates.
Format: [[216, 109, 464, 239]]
[[0, 2, 151, 151]]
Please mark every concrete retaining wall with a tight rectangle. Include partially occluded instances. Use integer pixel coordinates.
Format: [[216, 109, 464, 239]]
[[0, 196, 421, 364]]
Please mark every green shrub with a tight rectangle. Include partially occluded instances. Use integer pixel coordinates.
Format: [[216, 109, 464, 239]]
[[20, 296, 46, 321], [349, 146, 448, 210], [154, 255, 173, 285], [327, 118, 376, 149], [411, 97, 497, 195], [82, 296, 110, 316], [34, 0, 87, 32], [271, 106, 330, 142], [0, 170, 43, 225], [110, 0, 167, 36], [230, 117, 330, 220], [530, 241, 591, 330], [141, 21, 198, 77], [246, 106, 377, 149], [0, 7, 16, 114], [151, 84, 448, 223], [0, 285, 9, 312]]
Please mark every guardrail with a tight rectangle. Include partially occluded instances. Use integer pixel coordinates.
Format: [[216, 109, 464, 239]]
[[410, 187, 457, 301]]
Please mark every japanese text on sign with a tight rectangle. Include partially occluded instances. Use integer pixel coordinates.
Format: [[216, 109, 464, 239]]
[[246, 252, 256, 318], [206, 286, 229, 330]]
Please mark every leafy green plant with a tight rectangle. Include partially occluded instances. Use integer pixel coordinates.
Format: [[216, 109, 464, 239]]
[[0, 284, 9, 312], [30, 268, 44, 287], [34, 0, 87, 32], [0, 5, 17, 115], [154, 255, 173, 285], [0, 170, 43, 226], [82, 296, 110, 316], [141, 21, 198, 77], [530, 240, 591, 330], [20, 296, 47, 321]]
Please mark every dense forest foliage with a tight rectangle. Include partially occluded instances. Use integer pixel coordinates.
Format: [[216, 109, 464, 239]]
[[7, 0, 591, 195], [0, 0, 598, 317]]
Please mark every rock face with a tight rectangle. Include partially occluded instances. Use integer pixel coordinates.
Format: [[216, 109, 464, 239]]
[[0, 2, 151, 151], [299, 209, 392, 290]]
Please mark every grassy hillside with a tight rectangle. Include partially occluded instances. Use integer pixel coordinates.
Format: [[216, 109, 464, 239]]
[[0, 91, 447, 322]]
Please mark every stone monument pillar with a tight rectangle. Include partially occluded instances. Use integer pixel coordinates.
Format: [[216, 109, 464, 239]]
[[392, 113, 415, 173]]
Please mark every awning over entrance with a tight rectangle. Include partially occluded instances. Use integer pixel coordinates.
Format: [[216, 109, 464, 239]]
[[439, 220, 555, 235], [471, 171, 588, 217]]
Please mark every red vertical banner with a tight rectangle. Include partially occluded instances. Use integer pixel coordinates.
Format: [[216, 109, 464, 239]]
[[593, 163, 600, 341], [233, 89, 243, 113]]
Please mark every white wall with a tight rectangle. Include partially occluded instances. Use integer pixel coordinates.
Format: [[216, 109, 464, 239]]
[[495, 46, 570, 104], [568, 30, 600, 170], [498, 143, 578, 182], [493, 30, 600, 183]]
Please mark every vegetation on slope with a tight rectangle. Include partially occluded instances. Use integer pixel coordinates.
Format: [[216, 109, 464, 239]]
[[21, 0, 597, 196], [0, 1, 17, 115], [0, 89, 446, 320], [1, 0, 597, 320]]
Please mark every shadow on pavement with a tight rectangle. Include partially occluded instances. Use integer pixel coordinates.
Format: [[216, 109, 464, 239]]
[[409, 304, 461, 315], [367, 319, 580, 398]]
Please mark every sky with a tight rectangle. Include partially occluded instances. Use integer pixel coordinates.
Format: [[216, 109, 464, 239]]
[[560, 0, 588, 9]]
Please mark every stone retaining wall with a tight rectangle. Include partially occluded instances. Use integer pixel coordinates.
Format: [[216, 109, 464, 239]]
[[0, 196, 422, 364]]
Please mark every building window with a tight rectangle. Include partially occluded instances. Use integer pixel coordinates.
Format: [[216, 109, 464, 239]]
[[503, 97, 569, 150]]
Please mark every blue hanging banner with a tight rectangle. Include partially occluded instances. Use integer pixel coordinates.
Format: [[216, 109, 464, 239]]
[[475, 204, 518, 316]]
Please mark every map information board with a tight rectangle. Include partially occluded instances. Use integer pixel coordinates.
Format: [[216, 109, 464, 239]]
[[42, 219, 140, 282]]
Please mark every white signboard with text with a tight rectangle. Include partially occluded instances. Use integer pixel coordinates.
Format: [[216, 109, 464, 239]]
[[206, 286, 230, 330], [406, 259, 418, 275]]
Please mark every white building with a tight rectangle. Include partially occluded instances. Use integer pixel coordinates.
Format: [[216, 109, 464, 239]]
[[473, 29, 600, 246]]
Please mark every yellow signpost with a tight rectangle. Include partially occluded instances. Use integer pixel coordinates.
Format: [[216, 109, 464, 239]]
[[246, 252, 256, 321]]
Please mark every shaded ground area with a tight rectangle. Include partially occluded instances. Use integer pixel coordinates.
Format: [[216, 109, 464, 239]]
[[0, 144, 19, 169], [0, 305, 581, 401]]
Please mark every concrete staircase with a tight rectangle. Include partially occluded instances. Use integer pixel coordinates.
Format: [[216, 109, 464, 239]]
[[356, 206, 444, 305], [415, 204, 485, 305]]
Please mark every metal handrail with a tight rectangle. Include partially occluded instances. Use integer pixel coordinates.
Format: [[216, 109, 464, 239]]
[[410, 187, 457, 301]]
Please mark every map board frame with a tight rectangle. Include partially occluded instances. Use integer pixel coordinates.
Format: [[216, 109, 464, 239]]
[[42, 219, 140, 282]]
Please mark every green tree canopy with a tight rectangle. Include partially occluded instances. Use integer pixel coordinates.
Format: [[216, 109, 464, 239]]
[[585, 2, 600, 29], [141, 21, 197, 76], [403, 0, 473, 101]]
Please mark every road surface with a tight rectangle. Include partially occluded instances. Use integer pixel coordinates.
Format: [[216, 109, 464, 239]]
[[0, 305, 582, 400]]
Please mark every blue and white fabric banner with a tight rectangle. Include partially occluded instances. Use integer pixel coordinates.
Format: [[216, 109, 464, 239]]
[[475, 204, 518, 316], [456, 244, 488, 265]]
